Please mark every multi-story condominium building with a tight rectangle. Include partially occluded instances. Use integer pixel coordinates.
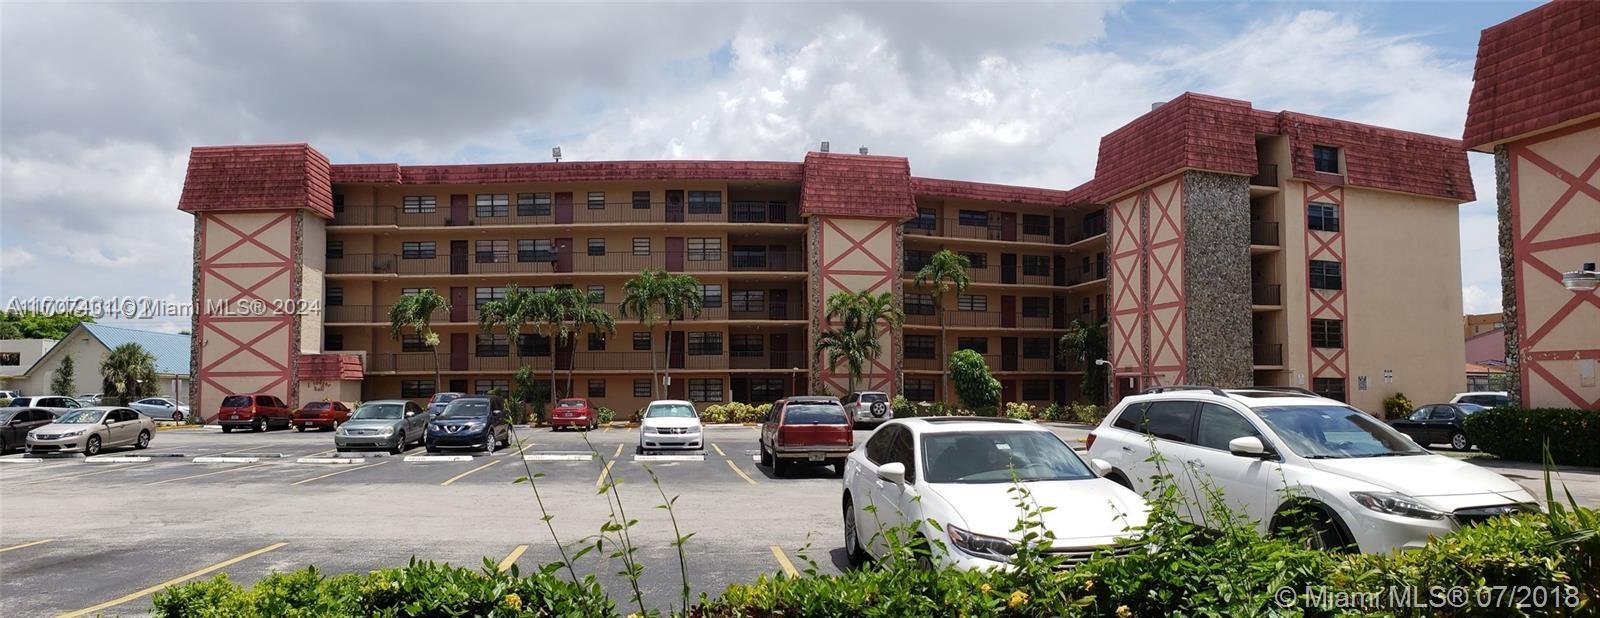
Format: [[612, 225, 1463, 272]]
[[178, 91, 1474, 419]]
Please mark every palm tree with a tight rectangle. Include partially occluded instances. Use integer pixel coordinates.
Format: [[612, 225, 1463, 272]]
[[813, 324, 878, 396], [478, 284, 542, 399], [553, 287, 615, 398], [913, 249, 971, 400], [657, 274, 704, 396], [619, 270, 667, 398], [1058, 318, 1109, 405], [101, 342, 158, 401], [529, 290, 569, 400], [389, 289, 449, 393], [817, 290, 904, 395], [618, 270, 704, 398]]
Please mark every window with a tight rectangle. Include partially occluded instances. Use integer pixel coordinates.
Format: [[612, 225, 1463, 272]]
[[1143, 401, 1197, 442], [477, 334, 509, 357], [586, 285, 606, 303], [699, 284, 722, 308], [687, 332, 722, 356], [730, 201, 767, 223], [588, 379, 606, 397], [518, 193, 552, 217], [1313, 145, 1341, 174], [957, 294, 987, 312], [688, 378, 724, 402], [476, 240, 508, 263], [520, 334, 550, 357], [1022, 379, 1050, 401], [1022, 338, 1050, 359], [403, 195, 437, 214], [475, 380, 508, 396], [587, 192, 606, 210], [1022, 255, 1049, 277], [475, 193, 509, 217], [1021, 297, 1050, 318], [958, 210, 989, 227], [326, 241, 344, 259], [633, 332, 652, 351], [730, 335, 764, 357], [962, 252, 987, 269], [1023, 214, 1050, 236], [905, 335, 935, 360], [904, 249, 932, 272], [957, 337, 988, 354], [908, 208, 936, 231], [1195, 403, 1263, 452], [1311, 319, 1344, 349], [475, 286, 507, 308], [749, 378, 784, 403], [904, 292, 934, 316], [687, 238, 721, 261], [731, 290, 765, 312], [1308, 202, 1340, 232], [587, 238, 606, 257], [904, 378, 935, 401], [401, 287, 433, 296], [518, 239, 554, 262], [1309, 260, 1343, 290], [587, 332, 607, 351], [634, 379, 652, 397], [687, 191, 722, 214], [730, 245, 766, 268], [1081, 256, 1091, 274], [326, 287, 343, 306], [401, 380, 436, 398], [325, 332, 343, 351], [1312, 377, 1347, 402], [632, 237, 651, 256], [632, 191, 651, 210], [402, 241, 436, 259]]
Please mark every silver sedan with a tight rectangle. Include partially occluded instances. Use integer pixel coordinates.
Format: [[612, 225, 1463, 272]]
[[129, 397, 191, 422], [26, 407, 155, 456]]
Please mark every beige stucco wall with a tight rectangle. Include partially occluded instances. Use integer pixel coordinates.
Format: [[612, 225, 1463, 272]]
[[194, 211, 300, 415], [300, 215, 326, 354], [1106, 176, 1185, 392], [813, 216, 899, 396]]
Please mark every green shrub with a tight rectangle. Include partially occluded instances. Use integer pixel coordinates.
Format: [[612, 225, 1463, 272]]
[[1068, 401, 1107, 424], [1003, 401, 1036, 420], [702, 404, 730, 424], [948, 349, 999, 412], [1465, 406, 1600, 467], [1383, 392, 1413, 420], [595, 406, 615, 425]]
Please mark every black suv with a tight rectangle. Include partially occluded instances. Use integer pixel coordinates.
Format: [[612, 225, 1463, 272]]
[[425, 395, 511, 453]]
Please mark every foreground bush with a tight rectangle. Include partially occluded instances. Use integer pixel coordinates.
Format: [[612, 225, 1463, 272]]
[[1464, 407, 1600, 466]]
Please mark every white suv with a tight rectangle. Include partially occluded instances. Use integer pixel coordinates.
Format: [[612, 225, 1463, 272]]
[[1087, 386, 1536, 553]]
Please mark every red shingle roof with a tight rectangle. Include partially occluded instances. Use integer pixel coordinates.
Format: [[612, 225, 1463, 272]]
[[1464, 0, 1600, 150], [329, 160, 803, 185], [178, 144, 333, 218], [800, 152, 916, 218], [1092, 93, 1259, 202], [1279, 112, 1474, 202], [910, 176, 1071, 206], [297, 353, 363, 381]]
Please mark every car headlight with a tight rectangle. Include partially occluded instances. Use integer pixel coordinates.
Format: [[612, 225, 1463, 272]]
[[57, 429, 84, 438], [374, 426, 394, 436], [947, 525, 1017, 562], [1351, 491, 1447, 520], [686, 425, 701, 434]]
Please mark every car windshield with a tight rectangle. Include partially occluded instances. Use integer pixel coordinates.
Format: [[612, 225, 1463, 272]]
[[921, 431, 1095, 484], [0, 410, 17, 422], [1255, 405, 1427, 458], [784, 403, 847, 424], [305, 402, 330, 410], [57, 410, 106, 424], [221, 395, 251, 407], [439, 400, 491, 419], [1457, 403, 1486, 414], [645, 404, 696, 419], [352, 403, 405, 420], [558, 400, 586, 408]]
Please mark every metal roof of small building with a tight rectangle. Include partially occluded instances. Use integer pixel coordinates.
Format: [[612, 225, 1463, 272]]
[[80, 323, 191, 376]]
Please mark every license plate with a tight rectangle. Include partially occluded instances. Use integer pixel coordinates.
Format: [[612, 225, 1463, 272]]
[[808, 453, 824, 461]]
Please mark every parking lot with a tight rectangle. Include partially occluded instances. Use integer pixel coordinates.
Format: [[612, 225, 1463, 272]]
[[3, 422, 1598, 616]]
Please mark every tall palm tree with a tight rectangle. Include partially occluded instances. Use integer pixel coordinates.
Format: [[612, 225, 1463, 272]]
[[478, 284, 541, 399], [101, 342, 158, 401], [913, 249, 971, 400], [657, 273, 704, 396], [554, 287, 615, 397], [529, 290, 570, 400], [389, 289, 449, 393], [817, 290, 904, 395], [813, 324, 877, 396], [619, 270, 667, 398]]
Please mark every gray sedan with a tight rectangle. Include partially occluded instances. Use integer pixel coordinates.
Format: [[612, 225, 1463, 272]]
[[334, 400, 428, 454], [129, 397, 191, 422], [26, 407, 155, 456]]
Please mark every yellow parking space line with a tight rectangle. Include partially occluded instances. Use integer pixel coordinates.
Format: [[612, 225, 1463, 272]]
[[594, 443, 625, 489], [710, 443, 727, 457], [613, 443, 623, 457], [290, 462, 386, 486], [441, 460, 500, 486], [57, 542, 288, 618], [512, 441, 538, 456], [769, 545, 799, 577], [0, 538, 55, 554], [725, 460, 757, 486], [18, 465, 138, 486], [145, 463, 272, 486], [496, 544, 529, 572]]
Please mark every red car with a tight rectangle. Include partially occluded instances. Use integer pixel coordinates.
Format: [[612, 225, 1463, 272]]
[[759, 396, 854, 477], [549, 398, 597, 431], [292, 401, 352, 432], [217, 393, 294, 433]]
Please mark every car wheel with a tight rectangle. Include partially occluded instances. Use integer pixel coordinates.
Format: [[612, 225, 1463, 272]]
[[1275, 507, 1353, 553], [171, 411, 183, 422], [497, 430, 510, 449], [295, 425, 306, 432], [832, 461, 846, 477], [1450, 432, 1471, 451], [635, 445, 645, 456], [252, 417, 265, 432], [135, 430, 151, 449], [221, 425, 233, 434], [772, 456, 788, 477], [426, 445, 440, 454], [389, 433, 406, 455], [843, 496, 867, 567], [85, 435, 102, 456], [911, 535, 934, 570], [0, 437, 8, 454], [759, 444, 773, 468]]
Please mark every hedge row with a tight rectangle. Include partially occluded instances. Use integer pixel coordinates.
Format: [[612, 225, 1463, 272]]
[[1463, 406, 1600, 467]]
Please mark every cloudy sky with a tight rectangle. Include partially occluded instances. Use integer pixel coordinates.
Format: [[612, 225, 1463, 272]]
[[0, 1, 1534, 332]]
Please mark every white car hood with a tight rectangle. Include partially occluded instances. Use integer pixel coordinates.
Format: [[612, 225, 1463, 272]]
[[642, 417, 701, 430], [32, 423, 96, 435], [928, 479, 1148, 544], [1309, 454, 1527, 499]]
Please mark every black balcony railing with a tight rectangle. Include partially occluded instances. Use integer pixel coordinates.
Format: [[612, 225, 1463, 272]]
[[1252, 283, 1282, 306], [367, 350, 745, 373], [325, 298, 804, 323], [904, 218, 1060, 244], [1250, 162, 1279, 187], [327, 251, 805, 275], [902, 310, 1059, 329], [1250, 220, 1280, 246], [1253, 343, 1283, 366], [332, 202, 800, 227]]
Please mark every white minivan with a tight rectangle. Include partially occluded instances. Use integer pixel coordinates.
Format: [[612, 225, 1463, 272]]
[[1087, 386, 1536, 553]]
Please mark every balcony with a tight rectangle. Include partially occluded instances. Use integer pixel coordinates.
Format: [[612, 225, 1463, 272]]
[[324, 299, 804, 324], [904, 354, 1057, 373], [903, 310, 1058, 329], [1251, 283, 1282, 306], [1253, 343, 1283, 366], [331, 202, 800, 227], [327, 251, 805, 276], [366, 351, 741, 373], [728, 351, 810, 370], [1250, 221, 1280, 247], [1250, 163, 1279, 187], [1068, 218, 1108, 244], [904, 218, 1059, 244]]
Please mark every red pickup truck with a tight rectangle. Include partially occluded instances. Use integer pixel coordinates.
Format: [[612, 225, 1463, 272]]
[[218, 393, 294, 433], [758, 396, 854, 477]]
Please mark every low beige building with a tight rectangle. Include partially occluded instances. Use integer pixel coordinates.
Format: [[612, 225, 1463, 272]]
[[6, 323, 191, 401]]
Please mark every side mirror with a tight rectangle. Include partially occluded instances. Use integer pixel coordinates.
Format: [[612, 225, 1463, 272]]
[[1228, 436, 1270, 459], [405, 410, 417, 418], [877, 462, 907, 485], [1090, 458, 1113, 476]]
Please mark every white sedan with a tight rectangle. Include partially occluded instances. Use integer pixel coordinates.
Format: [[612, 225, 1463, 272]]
[[129, 397, 190, 422], [842, 417, 1148, 570], [636, 400, 703, 454]]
